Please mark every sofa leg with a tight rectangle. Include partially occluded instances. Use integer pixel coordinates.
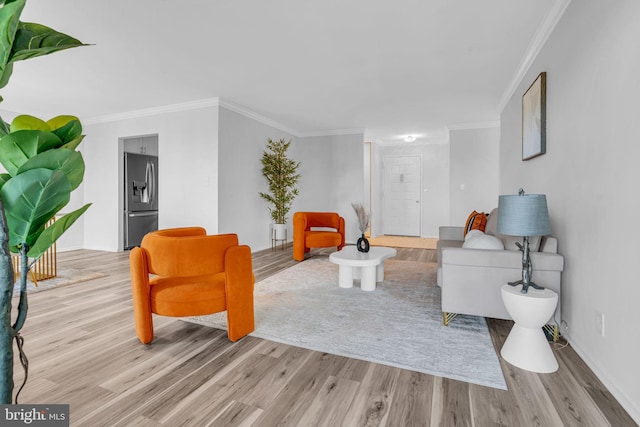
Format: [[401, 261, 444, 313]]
[[443, 312, 458, 326], [544, 324, 560, 342]]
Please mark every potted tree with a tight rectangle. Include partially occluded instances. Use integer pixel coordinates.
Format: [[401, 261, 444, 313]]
[[259, 138, 301, 240], [0, 0, 89, 403]]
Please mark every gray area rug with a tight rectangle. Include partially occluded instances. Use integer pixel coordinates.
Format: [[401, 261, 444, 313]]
[[187, 257, 507, 390], [13, 268, 107, 296]]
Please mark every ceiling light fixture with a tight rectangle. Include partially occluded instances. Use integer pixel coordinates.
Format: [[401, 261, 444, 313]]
[[404, 135, 416, 142]]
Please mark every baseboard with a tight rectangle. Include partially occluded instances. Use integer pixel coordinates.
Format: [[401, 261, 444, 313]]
[[57, 245, 85, 252], [566, 336, 640, 424]]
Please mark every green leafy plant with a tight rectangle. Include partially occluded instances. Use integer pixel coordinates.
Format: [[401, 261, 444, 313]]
[[0, 0, 88, 404], [258, 138, 301, 224]]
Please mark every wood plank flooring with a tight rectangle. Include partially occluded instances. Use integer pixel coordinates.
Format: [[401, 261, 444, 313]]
[[10, 245, 636, 426]]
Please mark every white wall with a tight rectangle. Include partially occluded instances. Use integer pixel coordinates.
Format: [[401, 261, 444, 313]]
[[499, 1, 640, 421], [371, 139, 449, 238], [72, 104, 362, 254], [83, 106, 219, 251], [292, 133, 365, 244], [217, 107, 296, 251], [449, 126, 500, 225]]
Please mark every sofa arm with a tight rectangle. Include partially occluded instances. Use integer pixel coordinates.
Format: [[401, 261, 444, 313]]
[[442, 247, 564, 272], [439, 226, 464, 242]]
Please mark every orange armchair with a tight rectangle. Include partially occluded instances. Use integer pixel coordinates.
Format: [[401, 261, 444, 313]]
[[293, 212, 345, 261], [129, 227, 254, 344]]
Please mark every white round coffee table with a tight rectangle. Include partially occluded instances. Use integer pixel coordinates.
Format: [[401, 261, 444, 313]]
[[329, 246, 397, 291], [500, 284, 559, 373]]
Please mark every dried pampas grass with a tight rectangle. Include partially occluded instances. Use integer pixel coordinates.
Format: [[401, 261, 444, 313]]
[[351, 203, 370, 234]]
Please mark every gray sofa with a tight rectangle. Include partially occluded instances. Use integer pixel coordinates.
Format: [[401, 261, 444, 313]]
[[437, 208, 564, 337]]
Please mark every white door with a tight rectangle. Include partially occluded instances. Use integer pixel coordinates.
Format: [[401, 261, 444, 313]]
[[382, 155, 421, 236]]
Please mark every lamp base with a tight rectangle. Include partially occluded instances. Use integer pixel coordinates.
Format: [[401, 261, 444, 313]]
[[508, 279, 544, 294]]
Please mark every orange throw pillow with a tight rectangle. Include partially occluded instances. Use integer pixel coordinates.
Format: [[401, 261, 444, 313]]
[[464, 211, 488, 236]]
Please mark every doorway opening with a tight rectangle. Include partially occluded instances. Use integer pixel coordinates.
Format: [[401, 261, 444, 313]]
[[119, 135, 159, 251]]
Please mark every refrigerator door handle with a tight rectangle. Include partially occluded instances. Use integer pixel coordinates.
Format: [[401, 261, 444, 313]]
[[128, 211, 157, 218], [149, 160, 155, 204], [142, 161, 152, 204]]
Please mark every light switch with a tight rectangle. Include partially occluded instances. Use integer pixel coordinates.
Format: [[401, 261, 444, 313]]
[[460, 184, 465, 190]]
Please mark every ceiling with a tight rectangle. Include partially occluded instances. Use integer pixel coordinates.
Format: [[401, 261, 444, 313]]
[[1, 0, 564, 143]]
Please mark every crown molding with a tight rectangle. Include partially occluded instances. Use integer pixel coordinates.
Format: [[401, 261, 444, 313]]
[[297, 128, 365, 138], [217, 98, 300, 136], [83, 98, 221, 125], [83, 96, 362, 139], [497, 0, 572, 112], [447, 120, 500, 131]]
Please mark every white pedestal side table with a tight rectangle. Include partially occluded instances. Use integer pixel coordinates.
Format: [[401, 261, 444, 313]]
[[329, 246, 397, 291], [500, 284, 559, 373]]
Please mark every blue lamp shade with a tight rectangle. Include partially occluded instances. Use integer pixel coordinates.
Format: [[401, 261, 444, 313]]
[[497, 193, 551, 237]]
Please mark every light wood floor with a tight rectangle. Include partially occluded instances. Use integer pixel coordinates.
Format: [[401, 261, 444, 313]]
[[12, 246, 636, 426], [369, 235, 438, 250]]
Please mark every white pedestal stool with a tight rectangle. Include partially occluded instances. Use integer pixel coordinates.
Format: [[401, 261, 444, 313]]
[[500, 284, 559, 373]]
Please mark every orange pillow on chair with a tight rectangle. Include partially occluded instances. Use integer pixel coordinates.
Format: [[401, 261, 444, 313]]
[[464, 210, 488, 236]]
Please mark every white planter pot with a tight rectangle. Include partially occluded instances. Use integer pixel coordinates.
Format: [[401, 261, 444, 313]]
[[273, 223, 287, 240]]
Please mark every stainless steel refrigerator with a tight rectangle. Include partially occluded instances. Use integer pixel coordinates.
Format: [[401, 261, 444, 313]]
[[124, 152, 158, 249]]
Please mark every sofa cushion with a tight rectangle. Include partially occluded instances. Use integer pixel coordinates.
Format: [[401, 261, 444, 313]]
[[462, 232, 505, 250], [464, 210, 488, 236], [305, 231, 342, 248], [484, 208, 499, 235]]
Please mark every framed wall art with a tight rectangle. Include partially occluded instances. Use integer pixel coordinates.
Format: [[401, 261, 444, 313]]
[[522, 72, 546, 160]]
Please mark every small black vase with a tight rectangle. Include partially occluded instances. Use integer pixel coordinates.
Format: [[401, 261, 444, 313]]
[[357, 233, 370, 253]]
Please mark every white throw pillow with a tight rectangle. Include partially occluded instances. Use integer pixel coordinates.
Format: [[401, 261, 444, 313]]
[[465, 229, 485, 241], [462, 233, 505, 250]]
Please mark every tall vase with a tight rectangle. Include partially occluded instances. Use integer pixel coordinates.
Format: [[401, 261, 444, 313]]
[[357, 233, 370, 253]]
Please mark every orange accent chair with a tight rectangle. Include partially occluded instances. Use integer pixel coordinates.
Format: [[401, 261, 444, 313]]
[[129, 227, 255, 344], [293, 212, 346, 261]]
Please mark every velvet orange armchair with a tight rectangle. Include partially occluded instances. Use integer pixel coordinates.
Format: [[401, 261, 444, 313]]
[[293, 212, 345, 261], [129, 227, 255, 344]]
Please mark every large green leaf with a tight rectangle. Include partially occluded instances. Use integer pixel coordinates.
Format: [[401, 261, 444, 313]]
[[0, 168, 71, 248], [0, 172, 9, 189], [10, 114, 50, 132], [0, 130, 62, 175], [0, 60, 13, 91], [27, 203, 91, 259], [17, 148, 84, 190], [8, 21, 86, 63], [0, 0, 24, 89], [0, 115, 9, 138], [47, 115, 82, 144], [61, 134, 85, 151]]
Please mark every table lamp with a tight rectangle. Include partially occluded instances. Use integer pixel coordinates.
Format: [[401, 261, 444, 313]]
[[497, 188, 551, 293]]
